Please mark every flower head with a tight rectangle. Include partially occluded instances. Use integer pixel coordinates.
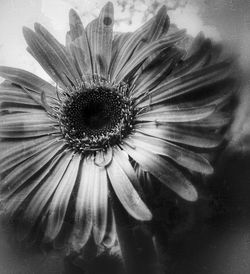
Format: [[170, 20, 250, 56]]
[[0, 2, 237, 250]]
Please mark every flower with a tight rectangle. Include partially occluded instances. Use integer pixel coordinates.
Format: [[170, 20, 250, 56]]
[[0, 2, 237, 250]]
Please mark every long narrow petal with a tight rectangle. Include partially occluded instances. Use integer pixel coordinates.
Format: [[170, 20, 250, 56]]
[[23, 27, 74, 90], [68, 9, 93, 77], [122, 143, 198, 201], [70, 157, 94, 250], [114, 32, 185, 84], [136, 105, 215, 123], [92, 164, 108, 244], [0, 135, 55, 173], [23, 151, 74, 227], [131, 47, 184, 95], [0, 82, 39, 106], [34, 23, 81, 84], [113, 147, 143, 193], [86, 2, 114, 77], [127, 134, 213, 174], [136, 80, 235, 114], [0, 140, 65, 197], [110, 6, 170, 80], [0, 66, 56, 100], [0, 112, 58, 138], [186, 112, 232, 129], [135, 61, 232, 108], [102, 201, 116, 248], [171, 36, 212, 77], [134, 123, 222, 148], [44, 153, 81, 241], [109, 32, 131, 75], [106, 156, 152, 221]]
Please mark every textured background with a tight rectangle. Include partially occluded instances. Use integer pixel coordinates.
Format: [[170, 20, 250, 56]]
[[0, 0, 250, 273]]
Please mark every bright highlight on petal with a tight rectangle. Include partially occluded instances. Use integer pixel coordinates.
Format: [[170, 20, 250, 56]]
[[0, 2, 238, 250]]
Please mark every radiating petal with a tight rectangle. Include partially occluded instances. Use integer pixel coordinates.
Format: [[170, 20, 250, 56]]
[[0, 67, 55, 96], [136, 79, 236, 114], [0, 140, 65, 198], [44, 153, 81, 241], [171, 35, 212, 77], [114, 32, 185, 84], [127, 134, 213, 174], [102, 202, 116, 248], [113, 147, 143, 193], [131, 47, 184, 95], [92, 164, 108, 244], [34, 23, 81, 83], [0, 82, 39, 106], [186, 112, 232, 129], [22, 151, 74, 229], [136, 104, 215, 123], [23, 27, 75, 90], [109, 32, 131, 75], [68, 9, 93, 77], [106, 155, 152, 221], [122, 143, 198, 201], [0, 135, 55, 174], [0, 66, 56, 101], [134, 123, 222, 148], [110, 6, 170, 81], [86, 2, 114, 77], [70, 157, 94, 250], [0, 112, 58, 138], [135, 61, 232, 108]]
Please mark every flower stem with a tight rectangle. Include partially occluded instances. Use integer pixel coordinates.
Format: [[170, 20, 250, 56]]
[[111, 193, 162, 274]]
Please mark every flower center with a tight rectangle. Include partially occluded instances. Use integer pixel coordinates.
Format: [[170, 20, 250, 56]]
[[58, 82, 134, 153]]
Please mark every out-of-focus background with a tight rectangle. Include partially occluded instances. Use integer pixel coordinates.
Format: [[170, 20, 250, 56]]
[[0, 0, 250, 273]]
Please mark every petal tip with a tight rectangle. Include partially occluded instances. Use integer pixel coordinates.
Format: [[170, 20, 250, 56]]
[[100, 2, 114, 24], [69, 8, 77, 18], [22, 26, 34, 40], [158, 5, 167, 14], [187, 188, 198, 202], [69, 8, 81, 25]]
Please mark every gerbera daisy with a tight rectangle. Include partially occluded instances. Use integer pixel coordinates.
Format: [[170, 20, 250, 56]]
[[0, 2, 237, 251]]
